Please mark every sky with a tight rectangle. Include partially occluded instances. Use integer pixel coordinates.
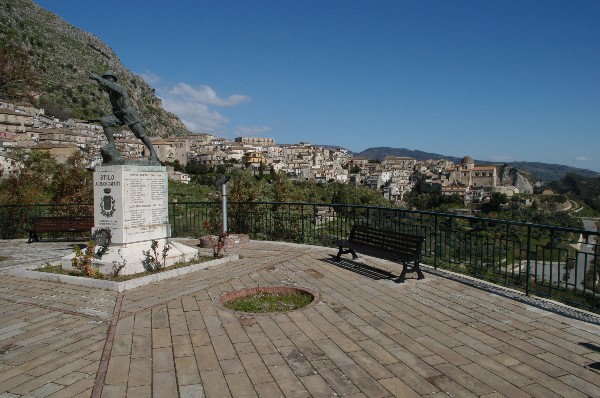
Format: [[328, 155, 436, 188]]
[[33, 0, 600, 172]]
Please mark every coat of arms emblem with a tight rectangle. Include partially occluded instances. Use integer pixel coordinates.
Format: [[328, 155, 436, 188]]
[[100, 187, 116, 217]]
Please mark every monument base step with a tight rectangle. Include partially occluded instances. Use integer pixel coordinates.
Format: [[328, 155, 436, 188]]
[[62, 239, 199, 276]]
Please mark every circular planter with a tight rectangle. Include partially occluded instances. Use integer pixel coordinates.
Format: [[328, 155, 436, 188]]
[[216, 285, 319, 314]]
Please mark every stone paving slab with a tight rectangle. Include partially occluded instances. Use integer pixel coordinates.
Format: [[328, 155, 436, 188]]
[[1, 238, 600, 397], [0, 239, 79, 271]]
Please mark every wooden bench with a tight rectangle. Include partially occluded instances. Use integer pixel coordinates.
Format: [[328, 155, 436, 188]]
[[336, 224, 425, 283], [28, 216, 94, 243]]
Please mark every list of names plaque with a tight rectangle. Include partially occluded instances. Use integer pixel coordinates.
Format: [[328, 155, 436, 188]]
[[123, 171, 167, 228]]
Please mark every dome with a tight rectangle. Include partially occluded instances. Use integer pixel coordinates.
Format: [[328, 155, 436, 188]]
[[461, 156, 474, 165], [460, 156, 475, 169]]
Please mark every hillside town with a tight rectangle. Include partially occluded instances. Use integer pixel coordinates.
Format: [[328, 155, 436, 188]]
[[0, 100, 531, 205]]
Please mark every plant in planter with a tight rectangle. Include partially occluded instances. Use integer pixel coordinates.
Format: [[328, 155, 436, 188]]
[[72, 241, 102, 278], [203, 220, 229, 258], [142, 239, 172, 271]]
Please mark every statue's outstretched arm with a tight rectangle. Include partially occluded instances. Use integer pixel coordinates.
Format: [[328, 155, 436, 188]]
[[87, 72, 122, 92]]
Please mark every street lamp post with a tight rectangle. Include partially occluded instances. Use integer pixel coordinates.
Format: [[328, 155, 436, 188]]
[[215, 176, 231, 233]]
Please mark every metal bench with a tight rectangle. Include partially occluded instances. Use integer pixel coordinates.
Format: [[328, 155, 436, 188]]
[[335, 224, 425, 283], [28, 216, 94, 243]]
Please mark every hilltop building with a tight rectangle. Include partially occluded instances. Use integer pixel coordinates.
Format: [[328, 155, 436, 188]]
[[447, 156, 496, 189], [235, 137, 275, 146]]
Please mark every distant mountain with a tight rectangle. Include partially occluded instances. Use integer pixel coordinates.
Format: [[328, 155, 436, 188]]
[[356, 147, 600, 183], [356, 147, 464, 163], [0, 0, 188, 136]]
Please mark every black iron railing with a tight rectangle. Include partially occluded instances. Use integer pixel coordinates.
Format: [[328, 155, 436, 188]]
[[1, 202, 598, 312]]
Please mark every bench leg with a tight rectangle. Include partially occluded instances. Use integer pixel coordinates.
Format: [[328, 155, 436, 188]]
[[335, 247, 358, 262], [414, 261, 425, 280], [397, 261, 424, 283], [397, 262, 407, 283], [335, 247, 343, 261], [28, 231, 38, 244]]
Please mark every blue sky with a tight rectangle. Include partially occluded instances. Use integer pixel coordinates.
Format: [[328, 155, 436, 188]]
[[34, 0, 600, 172]]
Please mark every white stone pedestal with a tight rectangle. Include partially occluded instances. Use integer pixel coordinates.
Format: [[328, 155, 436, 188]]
[[63, 164, 197, 276]]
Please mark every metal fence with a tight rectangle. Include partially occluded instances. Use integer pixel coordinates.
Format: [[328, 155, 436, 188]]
[[2, 201, 598, 312]]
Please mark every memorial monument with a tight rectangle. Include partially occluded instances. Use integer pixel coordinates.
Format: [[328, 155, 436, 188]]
[[63, 70, 197, 275]]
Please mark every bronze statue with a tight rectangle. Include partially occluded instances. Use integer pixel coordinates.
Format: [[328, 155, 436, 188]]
[[88, 70, 159, 164]]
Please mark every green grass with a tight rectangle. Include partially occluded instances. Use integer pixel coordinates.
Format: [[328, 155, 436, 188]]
[[35, 262, 72, 274], [224, 291, 314, 313], [0, 256, 9, 262]]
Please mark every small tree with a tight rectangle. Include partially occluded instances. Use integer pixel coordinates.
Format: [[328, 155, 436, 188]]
[[0, 151, 58, 205], [142, 240, 171, 271], [203, 220, 229, 258], [481, 192, 508, 213], [71, 241, 99, 277], [51, 152, 93, 211]]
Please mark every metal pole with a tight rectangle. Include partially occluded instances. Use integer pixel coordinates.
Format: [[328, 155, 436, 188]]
[[221, 183, 228, 233], [525, 224, 532, 296]]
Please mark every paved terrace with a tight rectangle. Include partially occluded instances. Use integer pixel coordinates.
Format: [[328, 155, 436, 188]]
[[1, 238, 600, 398]]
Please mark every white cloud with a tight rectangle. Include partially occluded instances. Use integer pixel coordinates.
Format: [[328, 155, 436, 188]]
[[168, 83, 250, 107], [576, 156, 589, 161], [139, 70, 161, 85], [155, 80, 251, 133], [235, 125, 272, 136], [163, 98, 228, 131]]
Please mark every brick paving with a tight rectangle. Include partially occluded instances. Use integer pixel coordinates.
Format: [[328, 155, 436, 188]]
[[1, 238, 600, 397]]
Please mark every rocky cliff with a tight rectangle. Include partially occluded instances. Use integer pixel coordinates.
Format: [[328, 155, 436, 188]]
[[497, 164, 535, 194], [0, 0, 188, 137]]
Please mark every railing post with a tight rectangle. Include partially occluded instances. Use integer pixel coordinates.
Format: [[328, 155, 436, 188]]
[[525, 223, 532, 296], [301, 204, 305, 244], [171, 202, 177, 237], [505, 224, 510, 279], [434, 214, 439, 269], [287, 203, 291, 241]]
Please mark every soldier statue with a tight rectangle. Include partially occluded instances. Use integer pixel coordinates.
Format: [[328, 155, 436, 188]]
[[88, 70, 159, 164]]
